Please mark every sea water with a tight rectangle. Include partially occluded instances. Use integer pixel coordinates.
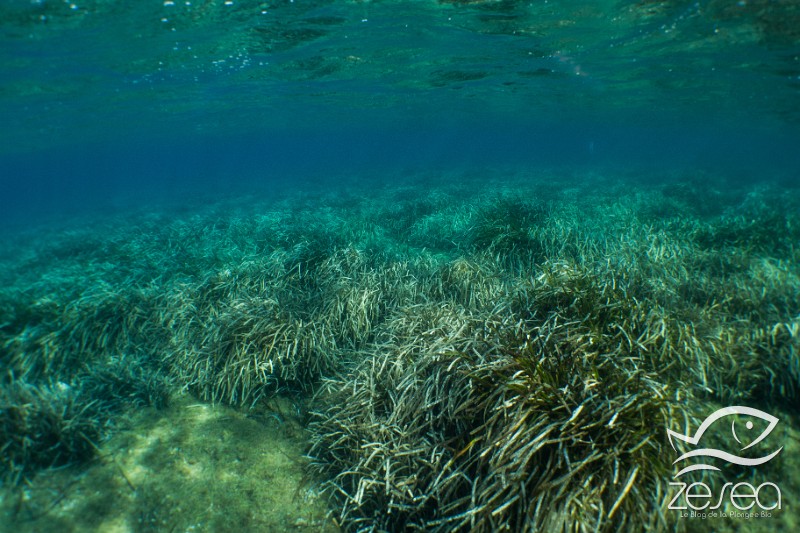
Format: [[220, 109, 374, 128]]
[[1, 2, 798, 532]]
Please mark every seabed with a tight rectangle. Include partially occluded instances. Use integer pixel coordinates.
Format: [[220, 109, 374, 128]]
[[1, 168, 798, 532]]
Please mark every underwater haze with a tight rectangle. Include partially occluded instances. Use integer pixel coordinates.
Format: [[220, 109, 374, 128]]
[[1, 1, 800, 532], [1, 0, 799, 223]]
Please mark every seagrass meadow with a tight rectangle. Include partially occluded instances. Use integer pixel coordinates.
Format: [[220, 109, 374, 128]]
[[0, 167, 798, 532], [3, 0, 800, 530]]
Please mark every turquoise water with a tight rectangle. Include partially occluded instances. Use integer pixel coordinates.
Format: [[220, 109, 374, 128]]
[[2, 0, 799, 223], [1, 2, 800, 532]]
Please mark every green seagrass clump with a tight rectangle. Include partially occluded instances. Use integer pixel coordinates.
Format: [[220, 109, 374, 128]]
[[0, 379, 102, 484], [309, 300, 687, 532]]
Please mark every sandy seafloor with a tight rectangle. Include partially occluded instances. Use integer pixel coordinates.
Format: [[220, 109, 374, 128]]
[[0, 395, 337, 532]]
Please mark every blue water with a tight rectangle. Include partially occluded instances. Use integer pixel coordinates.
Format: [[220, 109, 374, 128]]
[[2, 4, 800, 529], [1, 0, 799, 226]]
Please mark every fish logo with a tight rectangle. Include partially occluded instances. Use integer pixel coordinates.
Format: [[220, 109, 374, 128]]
[[668, 406, 783, 478]]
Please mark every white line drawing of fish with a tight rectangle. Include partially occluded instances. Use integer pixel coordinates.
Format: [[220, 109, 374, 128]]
[[667, 406, 783, 478]]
